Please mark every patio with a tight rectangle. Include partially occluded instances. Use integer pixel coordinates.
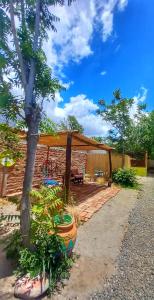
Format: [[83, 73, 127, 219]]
[[71, 183, 120, 222], [19, 130, 119, 221]]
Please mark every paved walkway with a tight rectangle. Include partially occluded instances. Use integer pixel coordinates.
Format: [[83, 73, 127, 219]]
[[51, 187, 139, 300], [71, 183, 120, 222]]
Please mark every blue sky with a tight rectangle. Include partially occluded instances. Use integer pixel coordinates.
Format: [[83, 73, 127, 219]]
[[44, 0, 154, 136]]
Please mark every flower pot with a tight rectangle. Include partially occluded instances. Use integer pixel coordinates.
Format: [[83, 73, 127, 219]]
[[49, 215, 77, 256], [57, 218, 77, 256], [14, 273, 49, 299]]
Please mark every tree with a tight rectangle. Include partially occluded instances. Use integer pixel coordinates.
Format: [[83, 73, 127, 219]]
[[92, 136, 104, 143], [98, 89, 134, 167], [0, 123, 22, 162], [127, 110, 154, 158], [0, 0, 75, 246], [16, 116, 58, 135], [59, 115, 84, 133]]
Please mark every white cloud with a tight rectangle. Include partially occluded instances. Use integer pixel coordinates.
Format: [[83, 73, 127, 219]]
[[45, 93, 109, 136], [45, 86, 147, 137], [43, 0, 128, 74], [118, 0, 128, 11], [100, 70, 107, 76], [44, 0, 96, 75], [98, 0, 128, 41], [130, 87, 148, 118]]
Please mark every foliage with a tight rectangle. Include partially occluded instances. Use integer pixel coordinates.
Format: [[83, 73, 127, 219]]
[[5, 230, 22, 260], [112, 168, 138, 187], [30, 186, 64, 229], [39, 117, 58, 134], [30, 186, 72, 231], [5, 184, 76, 291], [92, 136, 104, 143], [16, 115, 58, 134], [59, 115, 84, 133], [0, 123, 23, 161], [98, 89, 134, 156], [126, 110, 154, 159], [17, 234, 65, 278], [5, 229, 74, 292], [0, 0, 76, 245]]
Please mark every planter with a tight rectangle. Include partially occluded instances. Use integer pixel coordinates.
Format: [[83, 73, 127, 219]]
[[57, 218, 77, 256], [49, 215, 77, 256], [14, 273, 49, 299]]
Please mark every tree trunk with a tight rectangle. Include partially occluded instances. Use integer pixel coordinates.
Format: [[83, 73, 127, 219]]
[[20, 116, 39, 247]]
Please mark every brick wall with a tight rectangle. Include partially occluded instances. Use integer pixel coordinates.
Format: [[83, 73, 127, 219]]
[[1, 143, 87, 196]]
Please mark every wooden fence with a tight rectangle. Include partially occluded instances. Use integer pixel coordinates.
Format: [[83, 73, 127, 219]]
[[86, 152, 131, 178]]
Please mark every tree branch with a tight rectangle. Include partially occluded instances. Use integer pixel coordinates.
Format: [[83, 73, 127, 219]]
[[16, 109, 26, 121], [9, 0, 27, 91]]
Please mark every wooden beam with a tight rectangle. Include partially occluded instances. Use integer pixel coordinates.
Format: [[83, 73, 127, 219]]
[[39, 144, 111, 149], [72, 133, 110, 150], [65, 133, 72, 203]]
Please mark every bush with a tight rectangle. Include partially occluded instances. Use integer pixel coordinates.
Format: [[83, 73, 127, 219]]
[[5, 186, 76, 293], [5, 229, 75, 293], [112, 168, 137, 187]]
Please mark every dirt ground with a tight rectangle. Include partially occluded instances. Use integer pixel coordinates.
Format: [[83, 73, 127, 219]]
[[50, 188, 138, 300], [0, 187, 139, 300]]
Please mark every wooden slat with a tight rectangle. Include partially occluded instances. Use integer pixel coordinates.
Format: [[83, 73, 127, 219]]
[[65, 133, 72, 203], [19, 130, 113, 151]]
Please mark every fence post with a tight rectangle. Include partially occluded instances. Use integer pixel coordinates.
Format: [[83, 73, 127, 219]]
[[0, 166, 8, 197], [108, 150, 112, 187]]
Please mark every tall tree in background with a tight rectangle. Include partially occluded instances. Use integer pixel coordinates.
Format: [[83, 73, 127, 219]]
[[128, 110, 154, 158], [59, 115, 84, 133], [92, 136, 104, 143], [98, 89, 134, 168], [0, 0, 75, 246]]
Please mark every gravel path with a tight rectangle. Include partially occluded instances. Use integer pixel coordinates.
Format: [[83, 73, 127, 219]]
[[92, 177, 154, 300]]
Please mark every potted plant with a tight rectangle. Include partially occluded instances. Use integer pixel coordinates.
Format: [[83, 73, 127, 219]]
[[30, 186, 77, 256], [14, 186, 77, 298]]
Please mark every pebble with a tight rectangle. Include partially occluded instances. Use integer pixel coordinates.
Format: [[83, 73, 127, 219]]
[[91, 178, 154, 300]]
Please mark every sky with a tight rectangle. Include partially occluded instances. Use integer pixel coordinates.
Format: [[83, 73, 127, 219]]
[[44, 0, 154, 136]]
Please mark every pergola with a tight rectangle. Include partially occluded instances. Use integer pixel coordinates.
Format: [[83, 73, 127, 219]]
[[20, 131, 113, 201]]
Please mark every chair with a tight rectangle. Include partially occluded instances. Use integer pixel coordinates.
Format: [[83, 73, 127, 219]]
[[71, 168, 84, 184]]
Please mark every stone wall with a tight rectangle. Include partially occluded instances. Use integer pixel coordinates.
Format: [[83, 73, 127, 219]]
[[0, 143, 87, 196]]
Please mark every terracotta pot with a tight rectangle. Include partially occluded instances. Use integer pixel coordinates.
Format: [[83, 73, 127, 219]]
[[57, 218, 77, 255], [49, 217, 77, 256]]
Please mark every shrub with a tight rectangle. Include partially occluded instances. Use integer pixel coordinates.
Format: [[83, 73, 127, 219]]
[[112, 168, 138, 187], [6, 229, 75, 292], [5, 186, 76, 293]]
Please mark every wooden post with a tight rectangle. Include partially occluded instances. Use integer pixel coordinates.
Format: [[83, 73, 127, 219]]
[[65, 133, 72, 203], [1, 166, 8, 197], [145, 151, 148, 176], [46, 146, 50, 163], [108, 150, 112, 187]]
